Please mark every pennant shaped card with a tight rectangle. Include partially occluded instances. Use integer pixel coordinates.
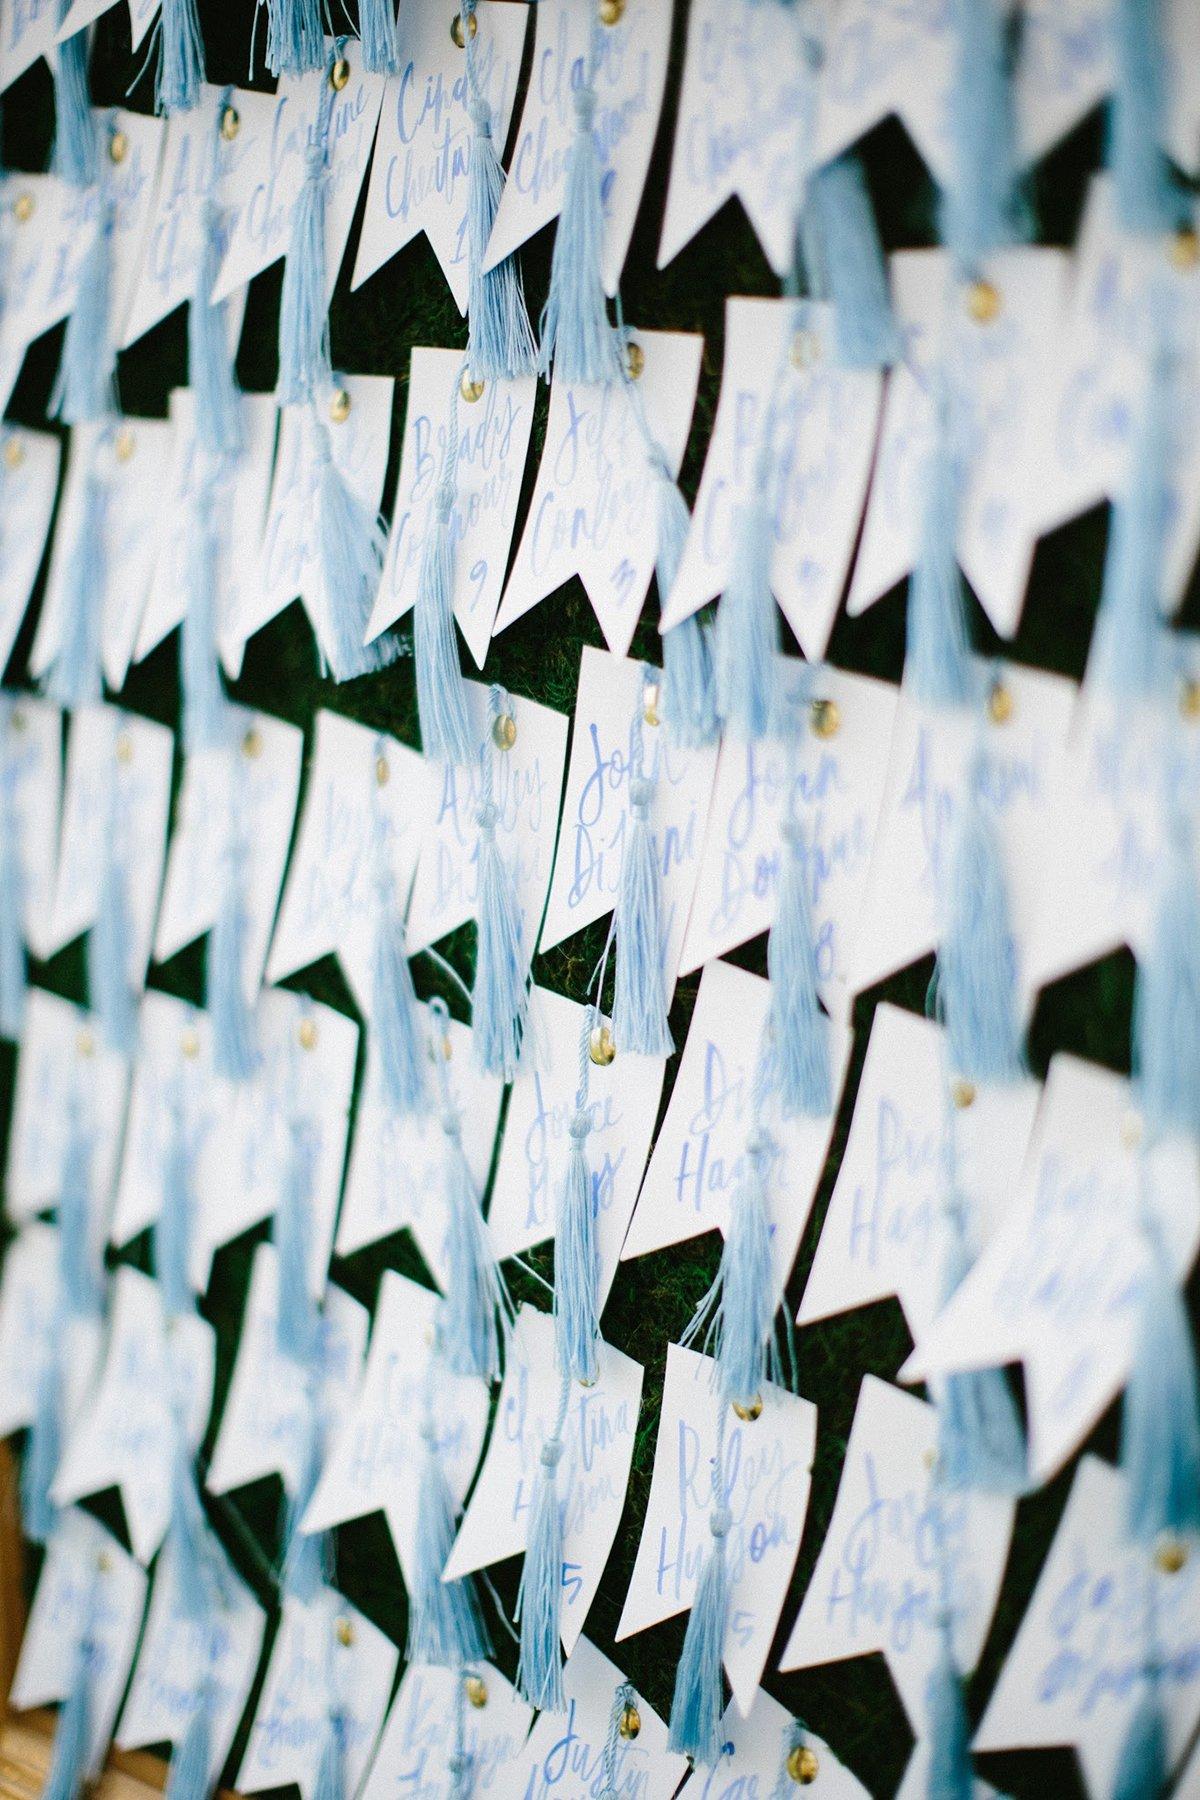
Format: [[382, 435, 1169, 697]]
[[676, 1686, 869, 1799], [513, 1637, 687, 1800], [0, 431, 61, 673], [359, 1662, 534, 1800], [7, 987, 130, 1225], [0, 693, 62, 967]]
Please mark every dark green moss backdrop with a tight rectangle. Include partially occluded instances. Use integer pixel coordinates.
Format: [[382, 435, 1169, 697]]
[[0, 6, 1184, 1796]]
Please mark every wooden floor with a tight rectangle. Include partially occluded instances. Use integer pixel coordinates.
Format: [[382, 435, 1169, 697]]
[[0, 1711, 168, 1797]]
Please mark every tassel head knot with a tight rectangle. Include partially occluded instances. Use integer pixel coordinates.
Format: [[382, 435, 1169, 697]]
[[477, 800, 499, 834], [436, 482, 455, 525], [541, 1437, 564, 1470], [709, 1507, 732, 1539], [630, 775, 653, 815], [569, 1108, 591, 1144], [573, 86, 597, 131]]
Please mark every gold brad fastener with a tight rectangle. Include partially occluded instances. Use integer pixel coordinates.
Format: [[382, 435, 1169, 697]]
[[1168, 226, 1200, 271], [461, 370, 486, 403], [810, 697, 839, 739], [114, 426, 137, 465], [115, 731, 134, 766], [625, 339, 645, 380], [451, 10, 477, 46], [1154, 1534, 1189, 1575], [329, 387, 352, 423], [966, 278, 1001, 324], [600, 0, 626, 21], [76, 1026, 95, 1059], [642, 678, 661, 727], [242, 726, 263, 760], [492, 711, 517, 750], [465, 1673, 488, 1708], [1180, 676, 1200, 721], [732, 1393, 763, 1421], [987, 678, 1014, 724], [12, 191, 33, 223], [181, 1028, 200, 1060], [298, 1018, 318, 1051], [787, 1743, 819, 1784], [330, 55, 351, 90], [3, 436, 24, 470], [336, 1616, 355, 1647], [375, 754, 390, 787], [109, 126, 129, 164], [790, 326, 821, 370], [220, 105, 240, 141], [618, 1701, 641, 1739], [589, 1023, 616, 1066], [950, 1077, 976, 1110]]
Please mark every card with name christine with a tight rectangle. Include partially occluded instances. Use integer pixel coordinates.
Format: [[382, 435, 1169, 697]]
[[359, 1662, 534, 1800], [302, 1272, 490, 1590], [445, 1306, 643, 1657], [779, 1377, 1015, 1733], [617, 1342, 817, 1714], [905, 1055, 1200, 1485]]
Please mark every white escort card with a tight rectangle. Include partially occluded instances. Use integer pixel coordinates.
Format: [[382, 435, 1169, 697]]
[[52, 1265, 215, 1564], [849, 661, 1076, 1009], [658, 0, 825, 276], [247, 374, 394, 665], [780, 1377, 1015, 1730], [660, 299, 882, 663], [812, 0, 958, 184], [9, 1509, 147, 1778], [154, 708, 303, 1000], [483, 0, 671, 294], [975, 1455, 1200, 1800], [6, 987, 130, 1222], [485, 984, 665, 1299], [121, 83, 265, 349], [197, 990, 359, 1294], [0, 0, 58, 90], [618, 1342, 817, 1714], [0, 1225, 104, 1444], [207, 1244, 368, 1500], [0, 431, 61, 674], [514, 1636, 688, 1800], [539, 645, 720, 982], [1013, 0, 1111, 164], [679, 659, 897, 1011], [846, 249, 1071, 639], [336, 1004, 503, 1275], [267, 709, 435, 1011], [799, 1002, 1041, 1339], [360, 1662, 534, 1800], [366, 347, 536, 668], [0, 693, 62, 965], [115, 1538, 266, 1787], [493, 329, 704, 658], [905, 1055, 1200, 1485], [0, 110, 164, 410], [134, 389, 279, 679], [445, 1305, 643, 1657], [32, 418, 176, 693], [406, 680, 569, 955], [302, 1271, 490, 1588], [211, 48, 386, 310], [678, 1686, 869, 1800], [352, 2, 531, 306], [239, 1589, 397, 1800], [59, 0, 156, 50], [623, 959, 850, 1292]]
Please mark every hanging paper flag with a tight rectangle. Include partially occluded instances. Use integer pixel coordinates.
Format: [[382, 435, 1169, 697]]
[[360, 1663, 533, 1800], [0, 430, 63, 675], [6, 989, 131, 1226], [50, 1266, 214, 1565], [0, 696, 62, 1039]]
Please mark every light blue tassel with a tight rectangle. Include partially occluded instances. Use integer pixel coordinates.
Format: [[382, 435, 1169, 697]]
[[312, 1713, 345, 1800], [262, 0, 324, 77], [611, 772, 674, 1057], [667, 1506, 730, 1764], [1092, 343, 1171, 701], [359, 0, 399, 73], [656, 468, 718, 749], [684, 1133, 777, 1411], [714, 497, 780, 741], [21, 1356, 61, 1544], [1109, 0, 1181, 235], [190, 200, 244, 459], [155, 0, 205, 115], [537, 84, 620, 386], [208, 851, 257, 1084], [801, 155, 900, 367], [52, 16, 96, 189], [406, 1424, 492, 1666], [281, 1418, 332, 1603], [1111, 1676, 1167, 1800], [934, 1196, 1027, 1493], [1121, 1218, 1200, 1543], [464, 55, 536, 380], [155, 1097, 195, 1318], [370, 898, 427, 1117], [554, 1107, 599, 1386], [767, 821, 832, 1117], [182, 492, 229, 754], [313, 426, 401, 683], [165, 1690, 211, 1800], [89, 851, 137, 1057], [472, 804, 529, 1081], [414, 482, 474, 766], [42, 1625, 92, 1800], [59, 1102, 102, 1320], [439, 1110, 510, 1382], [46, 471, 106, 710], [277, 98, 332, 408], [925, 1624, 974, 1800], [516, 1433, 565, 1712], [52, 206, 116, 427], [934, 781, 1025, 1084], [940, 0, 1020, 274], [0, 773, 26, 1039], [1134, 832, 1200, 1142], [168, 1438, 212, 1624], [905, 432, 975, 710], [274, 1118, 318, 1365]]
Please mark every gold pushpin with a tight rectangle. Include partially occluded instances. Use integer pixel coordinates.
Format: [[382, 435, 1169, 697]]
[[625, 339, 645, 380], [299, 1018, 318, 1051], [461, 371, 486, 403], [451, 10, 477, 46], [733, 1394, 763, 1421], [966, 279, 1001, 324], [220, 105, 240, 141], [589, 1023, 616, 1066], [329, 388, 352, 423], [465, 1673, 488, 1708], [810, 697, 840, 739], [492, 711, 517, 750], [330, 55, 351, 90], [787, 1744, 819, 1784]]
